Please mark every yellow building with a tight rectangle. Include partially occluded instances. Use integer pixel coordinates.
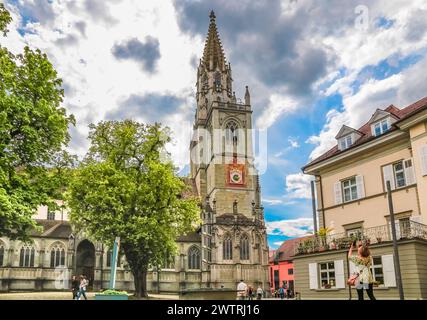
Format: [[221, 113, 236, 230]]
[[293, 96, 427, 299]]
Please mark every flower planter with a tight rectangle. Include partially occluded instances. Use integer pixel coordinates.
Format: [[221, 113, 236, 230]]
[[95, 294, 129, 300]]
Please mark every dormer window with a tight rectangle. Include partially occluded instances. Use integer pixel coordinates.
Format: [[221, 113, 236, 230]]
[[339, 135, 353, 150], [373, 118, 389, 136]]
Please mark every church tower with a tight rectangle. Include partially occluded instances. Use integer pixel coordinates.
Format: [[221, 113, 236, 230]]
[[190, 11, 269, 290]]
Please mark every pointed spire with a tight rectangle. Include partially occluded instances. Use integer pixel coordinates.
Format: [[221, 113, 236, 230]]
[[245, 86, 250, 105], [202, 11, 226, 71]]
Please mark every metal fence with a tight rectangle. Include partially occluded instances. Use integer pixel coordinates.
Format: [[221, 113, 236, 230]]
[[293, 220, 427, 256]]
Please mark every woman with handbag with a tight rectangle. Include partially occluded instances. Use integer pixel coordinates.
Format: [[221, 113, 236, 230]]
[[348, 240, 376, 300]]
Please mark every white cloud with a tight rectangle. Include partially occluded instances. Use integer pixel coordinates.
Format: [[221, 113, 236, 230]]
[[285, 173, 313, 199], [288, 137, 300, 148], [266, 218, 314, 237], [273, 241, 284, 248], [256, 94, 299, 129]]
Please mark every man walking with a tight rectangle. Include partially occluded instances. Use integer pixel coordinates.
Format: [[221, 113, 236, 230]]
[[236, 279, 248, 300], [71, 275, 79, 300], [256, 285, 264, 300]]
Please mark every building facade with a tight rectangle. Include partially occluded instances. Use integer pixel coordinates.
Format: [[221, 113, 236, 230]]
[[293, 96, 427, 299], [269, 238, 306, 294], [0, 11, 269, 294]]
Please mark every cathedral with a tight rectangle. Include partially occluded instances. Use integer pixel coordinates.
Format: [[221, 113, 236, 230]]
[[0, 12, 269, 294]]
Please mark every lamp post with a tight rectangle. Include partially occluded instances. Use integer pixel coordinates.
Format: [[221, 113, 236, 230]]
[[387, 181, 404, 300]]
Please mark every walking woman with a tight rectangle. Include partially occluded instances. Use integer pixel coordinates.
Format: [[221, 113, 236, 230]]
[[348, 240, 376, 300], [71, 275, 79, 300]]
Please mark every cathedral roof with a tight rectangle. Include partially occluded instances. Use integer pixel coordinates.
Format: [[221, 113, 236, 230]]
[[202, 11, 227, 71], [31, 219, 72, 239]]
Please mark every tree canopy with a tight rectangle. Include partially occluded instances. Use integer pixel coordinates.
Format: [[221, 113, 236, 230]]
[[67, 120, 200, 297], [0, 4, 75, 241]]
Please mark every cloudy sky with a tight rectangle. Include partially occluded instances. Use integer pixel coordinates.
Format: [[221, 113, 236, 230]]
[[3, 0, 427, 249]]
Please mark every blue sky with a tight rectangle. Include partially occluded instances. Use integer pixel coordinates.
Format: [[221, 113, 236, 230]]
[[2, 0, 427, 250]]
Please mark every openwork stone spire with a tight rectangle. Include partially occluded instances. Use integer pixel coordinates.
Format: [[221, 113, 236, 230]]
[[202, 10, 226, 71]]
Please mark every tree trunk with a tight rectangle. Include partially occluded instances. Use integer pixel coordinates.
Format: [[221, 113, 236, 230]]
[[133, 268, 148, 298]]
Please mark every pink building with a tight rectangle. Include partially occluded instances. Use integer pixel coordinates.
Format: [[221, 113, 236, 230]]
[[269, 237, 312, 295]]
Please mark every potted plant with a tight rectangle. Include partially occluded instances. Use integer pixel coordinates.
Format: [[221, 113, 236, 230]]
[[95, 289, 129, 300], [323, 283, 332, 289], [316, 227, 333, 251], [329, 239, 337, 250]]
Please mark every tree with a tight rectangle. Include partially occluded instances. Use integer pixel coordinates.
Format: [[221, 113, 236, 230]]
[[67, 120, 200, 298], [0, 5, 75, 241]]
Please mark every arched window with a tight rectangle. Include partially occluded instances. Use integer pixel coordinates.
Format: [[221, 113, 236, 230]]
[[19, 246, 35, 267], [0, 243, 4, 266], [240, 235, 250, 261], [50, 244, 65, 268], [188, 246, 201, 270], [106, 250, 112, 267], [214, 71, 221, 92], [225, 121, 238, 144], [223, 235, 233, 260]]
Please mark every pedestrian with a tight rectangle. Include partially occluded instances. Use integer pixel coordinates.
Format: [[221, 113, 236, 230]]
[[256, 285, 263, 300], [279, 286, 285, 299], [71, 275, 79, 300], [77, 275, 88, 300], [286, 288, 291, 299], [348, 240, 376, 300], [248, 286, 253, 300], [236, 279, 248, 300]]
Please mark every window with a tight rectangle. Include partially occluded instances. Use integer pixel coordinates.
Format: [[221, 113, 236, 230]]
[[339, 135, 353, 150], [342, 177, 358, 202], [214, 71, 221, 92], [346, 228, 362, 239], [50, 245, 65, 268], [373, 119, 389, 136], [274, 270, 280, 290], [106, 250, 112, 267], [319, 262, 335, 288], [393, 161, 406, 188], [240, 235, 250, 260], [19, 247, 35, 267], [223, 235, 233, 260], [288, 268, 294, 275], [371, 256, 384, 285], [47, 211, 55, 220], [0, 245, 4, 266], [225, 121, 238, 144], [188, 246, 200, 270]]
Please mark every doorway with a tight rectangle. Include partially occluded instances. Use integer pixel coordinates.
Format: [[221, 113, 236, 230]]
[[76, 240, 95, 290]]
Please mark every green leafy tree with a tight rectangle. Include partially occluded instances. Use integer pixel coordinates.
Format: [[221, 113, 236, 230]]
[[0, 5, 75, 241], [67, 120, 200, 298]]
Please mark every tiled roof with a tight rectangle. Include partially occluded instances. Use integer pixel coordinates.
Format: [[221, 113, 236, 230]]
[[177, 231, 201, 243], [31, 220, 72, 239], [270, 236, 314, 263], [304, 96, 427, 169]]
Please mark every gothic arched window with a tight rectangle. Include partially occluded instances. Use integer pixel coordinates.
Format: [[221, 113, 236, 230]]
[[0, 243, 4, 266], [223, 235, 233, 260], [188, 246, 201, 270], [19, 246, 35, 267], [240, 235, 250, 261], [50, 244, 65, 268], [106, 249, 112, 267], [214, 71, 221, 92], [225, 121, 238, 144]]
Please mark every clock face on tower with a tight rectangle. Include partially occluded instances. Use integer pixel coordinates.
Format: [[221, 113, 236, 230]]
[[226, 163, 245, 187]]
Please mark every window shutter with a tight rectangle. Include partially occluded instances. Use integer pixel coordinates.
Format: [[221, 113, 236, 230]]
[[355, 175, 365, 199], [382, 165, 395, 191], [382, 254, 397, 287], [308, 263, 318, 290], [334, 182, 342, 205], [404, 158, 416, 185], [334, 260, 345, 289], [420, 145, 427, 176]]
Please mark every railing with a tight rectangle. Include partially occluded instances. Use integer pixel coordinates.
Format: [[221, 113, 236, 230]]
[[293, 220, 427, 256]]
